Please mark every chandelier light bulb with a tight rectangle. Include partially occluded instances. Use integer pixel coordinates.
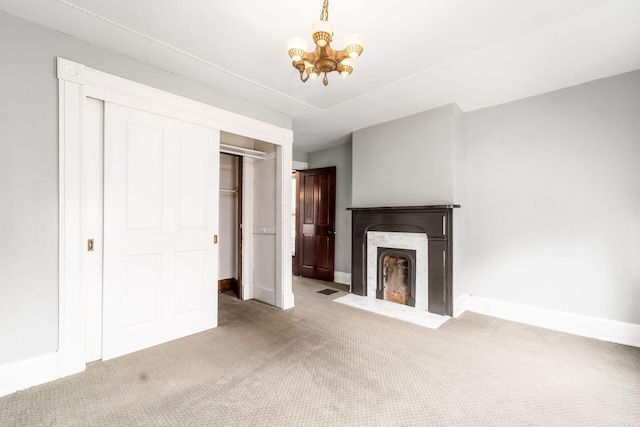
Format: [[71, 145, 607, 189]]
[[340, 57, 355, 77], [311, 20, 333, 47], [304, 61, 319, 78], [344, 34, 364, 58], [287, 38, 308, 62]]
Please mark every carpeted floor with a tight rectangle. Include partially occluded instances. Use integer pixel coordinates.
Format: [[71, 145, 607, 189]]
[[1, 276, 639, 426]]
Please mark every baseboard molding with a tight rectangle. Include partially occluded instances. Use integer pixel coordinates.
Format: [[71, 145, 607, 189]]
[[0, 345, 85, 398], [334, 271, 351, 287], [218, 278, 237, 293], [253, 286, 276, 306], [456, 294, 640, 348], [453, 293, 470, 318]]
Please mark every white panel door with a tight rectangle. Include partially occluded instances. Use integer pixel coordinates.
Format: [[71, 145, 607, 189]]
[[252, 157, 277, 305], [103, 103, 219, 361]]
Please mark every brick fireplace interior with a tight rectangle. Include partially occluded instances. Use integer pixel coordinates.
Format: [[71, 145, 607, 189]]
[[377, 248, 416, 307]]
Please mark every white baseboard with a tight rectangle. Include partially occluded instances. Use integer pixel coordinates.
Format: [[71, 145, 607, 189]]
[[453, 293, 470, 318], [0, 346, 85, 398], [253, 286, 276, 306], [334, 271, 351, 287], [456, 294, 640, 348]]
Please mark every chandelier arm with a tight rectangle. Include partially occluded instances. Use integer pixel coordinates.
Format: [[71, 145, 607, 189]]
[[293, 60, 307, 83], [334, 50, 349, 63], [300, 51, 317, 63]]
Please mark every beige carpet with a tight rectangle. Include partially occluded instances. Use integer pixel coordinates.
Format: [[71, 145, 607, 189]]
[[1, 276, 639, 426]]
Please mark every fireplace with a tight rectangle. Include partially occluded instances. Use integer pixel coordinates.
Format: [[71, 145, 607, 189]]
[[377, 248, 416, 306], [348, 205, 459, 316], [367, 230, 429, 312]]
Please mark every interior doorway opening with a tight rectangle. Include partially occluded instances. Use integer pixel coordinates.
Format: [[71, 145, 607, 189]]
[[55, 57, 294, 390]]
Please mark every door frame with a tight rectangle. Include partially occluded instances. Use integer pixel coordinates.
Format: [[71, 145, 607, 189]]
[[57, 57, 294, 377]]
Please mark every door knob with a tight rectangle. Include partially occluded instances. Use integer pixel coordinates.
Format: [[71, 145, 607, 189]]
[[328, 230, 335, 235]]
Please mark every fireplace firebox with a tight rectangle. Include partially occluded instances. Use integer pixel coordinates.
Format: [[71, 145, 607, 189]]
[[348, 205, 459, 316], [377, 247, 416, 307]]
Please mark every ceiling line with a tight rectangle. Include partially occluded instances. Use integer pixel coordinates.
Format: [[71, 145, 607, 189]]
[[55, 0, 324, 112], [323, 0, 613, 112], [55, 0, 612, 115]]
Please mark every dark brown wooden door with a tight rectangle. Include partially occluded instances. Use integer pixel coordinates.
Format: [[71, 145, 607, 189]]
[[296, 167, 336, 282]]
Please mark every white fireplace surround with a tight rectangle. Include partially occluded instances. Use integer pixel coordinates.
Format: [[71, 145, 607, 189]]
[[367, 231, 429, 310], [335, 231, 449, 329]]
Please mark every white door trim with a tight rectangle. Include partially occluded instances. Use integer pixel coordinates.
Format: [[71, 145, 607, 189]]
[[57, 57, 294, 378]]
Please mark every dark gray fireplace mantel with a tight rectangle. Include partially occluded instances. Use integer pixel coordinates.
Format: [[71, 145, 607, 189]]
[[347, 205, 460, 316]]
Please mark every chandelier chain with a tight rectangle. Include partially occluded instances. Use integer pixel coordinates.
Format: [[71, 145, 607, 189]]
[[320, 0, 329, 21]]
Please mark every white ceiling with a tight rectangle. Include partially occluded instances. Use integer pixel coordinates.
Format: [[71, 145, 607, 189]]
[[2, 0, 640, 154]]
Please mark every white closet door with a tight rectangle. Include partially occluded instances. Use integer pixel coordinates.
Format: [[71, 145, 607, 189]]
[[102, 103, 219, 361]]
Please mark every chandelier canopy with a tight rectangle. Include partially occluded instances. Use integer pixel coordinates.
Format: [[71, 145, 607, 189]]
[[287, 0, 364, 86]]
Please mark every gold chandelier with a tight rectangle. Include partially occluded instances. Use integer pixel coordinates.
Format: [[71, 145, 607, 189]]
[[287, 0, 364, 86]]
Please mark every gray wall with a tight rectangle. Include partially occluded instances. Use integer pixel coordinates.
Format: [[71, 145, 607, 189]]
[[292, 149, 308, 163], [0, 12, 291, 366], [352, 104, 460, 207], [350, 70, 640, 325], [464, 70, 640, 324], [351, 104, 466, 294], [307, 141, 353, 275]]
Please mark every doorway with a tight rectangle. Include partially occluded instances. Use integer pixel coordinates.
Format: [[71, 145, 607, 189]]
[[57, 56, 294, 384], [294, 167, 337, 282]]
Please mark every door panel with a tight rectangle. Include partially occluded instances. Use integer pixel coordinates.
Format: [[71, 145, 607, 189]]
[[103, 103, 219, 361], [178, 135, 209, 229], [122, 253, 161, 327], [175, 249, 207, 314], [125, 124, 163, 230], [303, 177, 314, 223], [317, 236, 330, 270], [297, 167, 336, 282], [302, 235, 315, 266], [317, 176, 331, 223]]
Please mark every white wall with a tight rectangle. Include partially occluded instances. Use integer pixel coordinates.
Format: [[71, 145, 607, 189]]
[[464, 70, 640, 325], [307, 141, 353, 275], [218, 154, 237, 280], [352, 104, 459, 207], [0, 12, 291, 367]]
